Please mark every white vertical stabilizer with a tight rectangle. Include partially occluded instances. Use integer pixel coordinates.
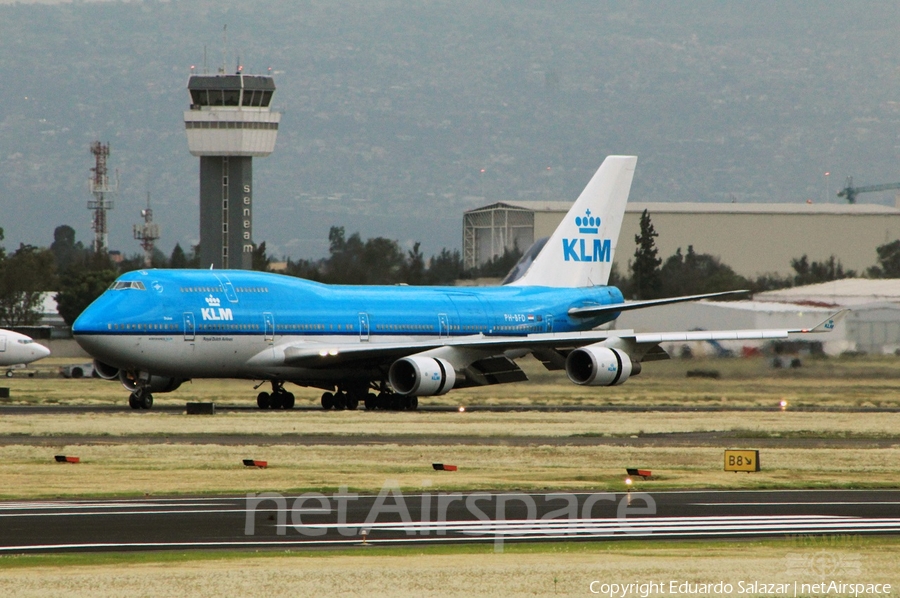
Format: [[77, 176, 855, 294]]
[[510, 155, 637, 288]]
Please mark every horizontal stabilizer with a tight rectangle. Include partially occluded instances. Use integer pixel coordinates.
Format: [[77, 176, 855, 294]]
[[798, 309, 849, 333]]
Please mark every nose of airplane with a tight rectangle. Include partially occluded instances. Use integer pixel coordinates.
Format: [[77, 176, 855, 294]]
[[34, 343, 51, 359]]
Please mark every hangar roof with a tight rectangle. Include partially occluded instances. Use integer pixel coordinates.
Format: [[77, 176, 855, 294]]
[[755, 278, 900, 306], [468, 201, 900, 216], [704, 300, 833, 314]]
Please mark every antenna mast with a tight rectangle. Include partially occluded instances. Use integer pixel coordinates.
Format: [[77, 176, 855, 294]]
[[88, 141, 117, 255], [133, 192, 161, 267], [221, 24, 227, 74]]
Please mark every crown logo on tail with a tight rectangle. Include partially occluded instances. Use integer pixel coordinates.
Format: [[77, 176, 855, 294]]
[[575, 209, 600, 234]]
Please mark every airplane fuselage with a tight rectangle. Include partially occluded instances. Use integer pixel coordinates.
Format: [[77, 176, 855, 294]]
[[69, 156, 831, 412], [0, 329, 50, 367], [73, 269, 623, 382]]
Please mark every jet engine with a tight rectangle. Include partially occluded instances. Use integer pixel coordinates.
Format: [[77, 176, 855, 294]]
[[93, 359, 120, 381], [565, 346, 641, 386], [388, 356, 457, 396], [118, 370, 184, 394]]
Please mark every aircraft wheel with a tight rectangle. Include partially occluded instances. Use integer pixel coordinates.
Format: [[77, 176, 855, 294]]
[[128, 393, 141, 410], [140, 393, 153, 410], [269, 392, 284, 409], [376, 393, 391, 410], [282, 392, 295, 409], [5, 370, 12, 378], [389, 395, 404, 411], [257, 391, 271, 409], [406, 396, 419, 411], [321, 392, 334, 410], [333, 392, 347, 411], [364, 393, 377, 410], [347, 395, 359, 410]]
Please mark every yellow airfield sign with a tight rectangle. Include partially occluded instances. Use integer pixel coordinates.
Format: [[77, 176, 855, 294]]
[[724, 449, 760, 472]]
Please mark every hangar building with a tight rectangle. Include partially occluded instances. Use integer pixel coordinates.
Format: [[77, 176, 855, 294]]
[[463, 201, 900, 277], [614, 279, 900, 356]]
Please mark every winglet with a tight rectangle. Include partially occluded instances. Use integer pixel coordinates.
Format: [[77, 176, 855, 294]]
[[799, 309, 849, 333]]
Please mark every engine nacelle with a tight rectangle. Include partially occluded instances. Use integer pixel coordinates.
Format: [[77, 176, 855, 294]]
[[388, 356, 457, 396], [565, 346, 640, 386], [93, 359, 120, 381], [119, 370, 184, 394]]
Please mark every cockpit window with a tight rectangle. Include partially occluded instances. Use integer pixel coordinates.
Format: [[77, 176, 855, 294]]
[[109, 281, 147, 291]]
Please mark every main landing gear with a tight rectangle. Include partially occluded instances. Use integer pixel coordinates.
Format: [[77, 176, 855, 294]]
[[256, 380, 295, 410], [128, 389, 153, 410], [320, 386, 418, 411]]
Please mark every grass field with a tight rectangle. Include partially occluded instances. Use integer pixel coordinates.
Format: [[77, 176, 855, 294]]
[[2, 356, 900, 498], [2, 355, 899, 595], [1, 537, 897, 597]]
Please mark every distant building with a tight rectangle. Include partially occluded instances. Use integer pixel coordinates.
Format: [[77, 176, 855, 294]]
[[754, 278, 900, 306], [614, 300, 851, 356], [756, 279, 900, 354], [463, 201, 900, 277], [613, 278, 900, 356]]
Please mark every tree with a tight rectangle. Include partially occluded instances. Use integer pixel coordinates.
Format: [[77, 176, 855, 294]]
[[169, 243, 188, 268], [187, 244, 202, 268], [283, 256, 324, 281], [117, 253, 147, 273], [325, 226, 365, 283], [425, 248, 464, 284], [659, 245, 748, 297], [323, 227, 407, 284], [471, 245, 523, 279], [361, 237, 405, 283], [49, 225, 86, 275], [748, 272, 793, 293], [630, 209, 662, 299], [150, 247, 168, 268], [401, 242, 426, 285], [790, 254, 854, 286], [866, 240, 900, 278], [55, 265, 118, 327], [0, 244, 58, 326], [252, 241, 270, 272], [606, 262, 628, 290]]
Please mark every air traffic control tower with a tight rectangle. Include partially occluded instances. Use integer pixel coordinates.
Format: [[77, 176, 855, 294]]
[[184, 72, 280, 269]]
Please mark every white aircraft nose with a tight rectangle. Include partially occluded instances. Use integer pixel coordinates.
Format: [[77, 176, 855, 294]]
[[34, 344, 51, 359]]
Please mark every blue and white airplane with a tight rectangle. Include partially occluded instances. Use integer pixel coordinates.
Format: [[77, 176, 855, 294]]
[[73, 156, 841, 410]]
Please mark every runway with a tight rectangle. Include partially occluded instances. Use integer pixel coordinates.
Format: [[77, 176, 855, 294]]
[[2, 490, 899, 553], [3, 404, 900, 414]]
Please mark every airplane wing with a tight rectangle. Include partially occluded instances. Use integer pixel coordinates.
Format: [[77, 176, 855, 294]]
[[567, 290, 749, 318], [260, 309, 848, 373]]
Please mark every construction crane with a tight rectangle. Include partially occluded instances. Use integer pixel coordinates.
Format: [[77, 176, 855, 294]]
[[837, 176, 900, 204]]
